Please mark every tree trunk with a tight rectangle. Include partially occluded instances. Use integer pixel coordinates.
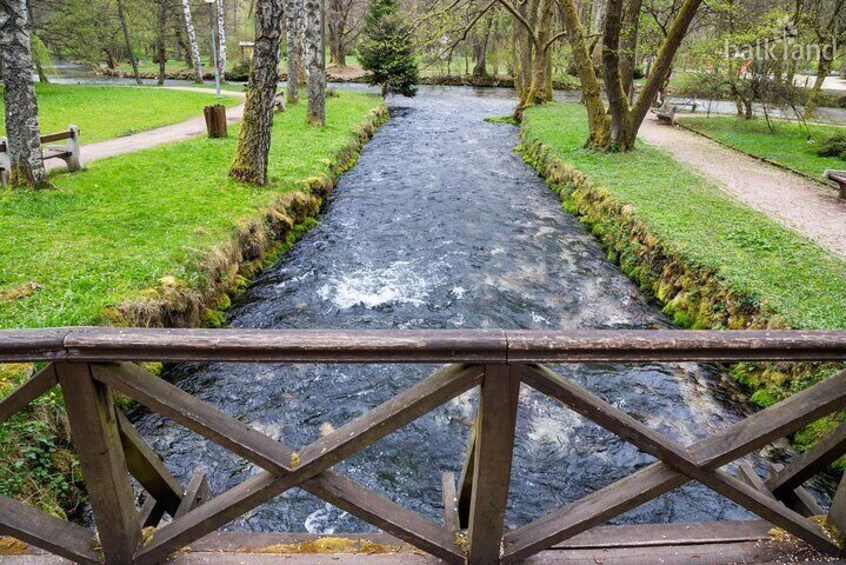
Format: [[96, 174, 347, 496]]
[[285, 0, 302, 103], [216, 0, 227, 79], [116, 0, 142, 85], [303, 0, 325, 125], [557, 0, 610, 148], [472, 14, 493, 77], [156, 0, 168, 86], [229, 0, 285, 186], [619, 0, 642, 99], [181, 0, 204, 82], [327, 0, 347, 67], [625, 0, 702, 148], [803, 51, 833, 120], [0, 0, 48, 189]]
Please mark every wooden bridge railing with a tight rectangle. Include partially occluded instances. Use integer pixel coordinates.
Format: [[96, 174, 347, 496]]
[[0, 328, 845, 564]]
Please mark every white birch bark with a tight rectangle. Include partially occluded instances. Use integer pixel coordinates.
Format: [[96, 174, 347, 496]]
[[303, 0, 325, 125], [217, 0, 227, 79], [181, 0, 205, 82], [0, 0, 48, 188]]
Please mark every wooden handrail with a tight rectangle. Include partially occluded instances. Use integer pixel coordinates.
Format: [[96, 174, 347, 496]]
[[1, 329, 845, 564], [2, 327, 846, 363]]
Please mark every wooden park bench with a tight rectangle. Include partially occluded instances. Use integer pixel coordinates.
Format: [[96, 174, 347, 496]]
[[825, 169, 846, 200], [651, 99, 699, 126], [0, 125, 81, 185], [651, 102, 678, 125]]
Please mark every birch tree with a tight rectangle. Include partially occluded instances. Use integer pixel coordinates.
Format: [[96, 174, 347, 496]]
[[216, 0, 227, 79], [181, 0, 204, 82], [0, 0, 48, 189], [229, 0, 285, 185], [285, 0, 303, 103], [303, 0, 326, 125]]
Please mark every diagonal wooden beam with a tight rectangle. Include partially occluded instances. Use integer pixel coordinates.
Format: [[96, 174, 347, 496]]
[[504, 365, 846, 561], [0, 494, 100, 564], [503, 462, 686, 562], [117, 411, 184, 517], [767, 420, 846, 497], [135, 467, 464, 565], [441, 472, 460, 534], [457, 415, 476, 529], [0, 364, 57, 424], [93, 362, 471, 564], [174, 472, 209, 519]]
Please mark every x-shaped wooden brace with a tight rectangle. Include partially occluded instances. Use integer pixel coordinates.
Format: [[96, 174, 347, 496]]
[[92, 362, 481, 565], [501, 365, 846, 562]]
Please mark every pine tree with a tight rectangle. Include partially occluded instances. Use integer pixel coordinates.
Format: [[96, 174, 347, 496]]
[[358, 0, 418, 97]]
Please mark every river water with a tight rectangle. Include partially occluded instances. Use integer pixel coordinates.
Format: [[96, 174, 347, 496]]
[[124, 86, 814, 534]]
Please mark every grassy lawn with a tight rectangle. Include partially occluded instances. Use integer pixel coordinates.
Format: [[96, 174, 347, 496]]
[[522, 103, 846, 331], [0, 91, 382, 329], [0, 84, 239, 144], [678, 115, 846, 181], [0, 91, 383, 515]]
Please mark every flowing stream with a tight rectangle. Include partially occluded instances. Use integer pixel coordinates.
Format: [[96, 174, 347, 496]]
[[131, 87, 807, 533]]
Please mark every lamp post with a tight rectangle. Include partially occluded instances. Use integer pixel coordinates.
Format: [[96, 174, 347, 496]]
[[204, 0, 221, 98]]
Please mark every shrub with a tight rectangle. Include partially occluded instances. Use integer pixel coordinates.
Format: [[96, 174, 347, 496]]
[[816, 134, 846, 160]]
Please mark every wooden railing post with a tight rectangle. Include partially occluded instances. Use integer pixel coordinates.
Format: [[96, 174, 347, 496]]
[[829, 471, 846, 546], [56, 362, 141, 563], [467, 363, 521, 565]]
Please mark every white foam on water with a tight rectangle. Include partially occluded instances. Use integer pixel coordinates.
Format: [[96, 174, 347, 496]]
[[317, 261, 440, 309]]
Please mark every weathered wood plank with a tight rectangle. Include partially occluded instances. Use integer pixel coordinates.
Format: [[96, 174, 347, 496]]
[[0, 494, 100, 564], [0, 365, 57, 424], [101, 361, 466, 564], [828, 471, 846, 544], [55, 362, 140, 563], [441, 472, 459, 534], [66, 328, 509, 363], [467, 364, 521, 565], [457, 417, 476, 529], [174, 473, 209, 519], [692, 369, 846, 468], [117, 411, 184, 517], [765, 463, 824, 518], [552, 520, 772, 548], [506, 329, 846, 363], [0, 328, 824, 363], [0, 329, 71, 362], [767, 420, 846, 497], [736, 462, 774, 497], [39, 131, 75, 144], [138, 495, 166, 529], [93, 362, 296, 474], [509, 365, 846, 561]]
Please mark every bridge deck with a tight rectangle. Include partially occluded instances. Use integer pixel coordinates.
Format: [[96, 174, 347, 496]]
[[1, 521, 840, 564]]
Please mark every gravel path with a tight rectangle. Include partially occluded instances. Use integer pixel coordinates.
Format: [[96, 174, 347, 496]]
[[45, 87, 245, 171], [638, 115, 846, 260]]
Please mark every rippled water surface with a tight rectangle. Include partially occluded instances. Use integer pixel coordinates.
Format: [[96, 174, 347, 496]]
[[133, 87, 789, 533]]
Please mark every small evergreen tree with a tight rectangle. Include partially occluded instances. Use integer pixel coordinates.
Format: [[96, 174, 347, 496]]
[[358, 0, 418, 97]]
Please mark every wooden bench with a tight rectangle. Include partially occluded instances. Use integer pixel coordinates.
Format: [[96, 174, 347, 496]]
[[825, 169, 846, 199], [0, 126, 81, 186], [651, 102, 678, 125]]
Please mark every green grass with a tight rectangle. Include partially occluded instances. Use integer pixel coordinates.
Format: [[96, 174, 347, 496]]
[[678, 115, 846, 181], [0, 91, 383, 329], [0, 84, 239, 144], [522, 103, 846, 330]]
